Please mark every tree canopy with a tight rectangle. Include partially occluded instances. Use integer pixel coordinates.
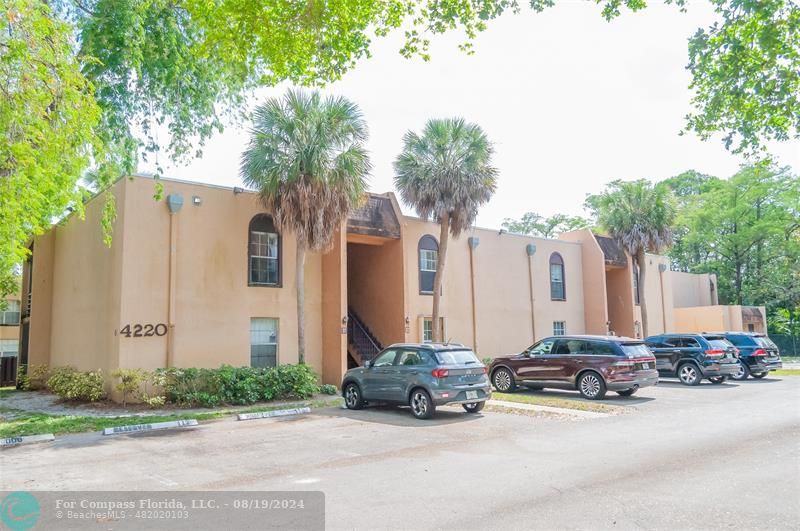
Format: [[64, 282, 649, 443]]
[[501, 212, 591, 238]]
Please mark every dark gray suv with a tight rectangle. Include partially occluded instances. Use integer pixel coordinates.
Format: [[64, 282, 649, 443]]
[[341, 343, 491, 419]]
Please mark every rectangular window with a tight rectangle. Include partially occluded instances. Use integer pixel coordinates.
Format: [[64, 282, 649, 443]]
[[250, 231, 279, 285], [633, 268, 640, 305], [419, 249, 438, 294], [423, 318, 433, 343], [1, 300, 20, 325], [553, 321, 566, 336], [0, 339, 18, 358], [550, 264, 565, 300], [250, 318, 278, 368]]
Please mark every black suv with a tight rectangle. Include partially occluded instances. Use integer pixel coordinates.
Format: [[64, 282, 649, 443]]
[[716, 332, 782, 380], [644, 334, 740, 385]]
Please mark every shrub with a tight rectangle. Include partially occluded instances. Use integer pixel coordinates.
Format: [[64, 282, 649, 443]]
[[47, 367, 105, 402], [17, 364, 50, 391], [482, 357, 493, 366], [155, 363, 321, 407], [111, 368, 149, 406], [319, 384, 337, 395]]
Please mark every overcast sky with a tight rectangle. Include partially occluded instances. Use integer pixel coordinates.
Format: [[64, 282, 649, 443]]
[[141, 1, 800, 230]]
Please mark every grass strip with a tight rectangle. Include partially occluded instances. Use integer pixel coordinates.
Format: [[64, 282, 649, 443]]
[[0, 398, 343, 438], [769, 369, 800, 376], [491, 392, 625, 413]]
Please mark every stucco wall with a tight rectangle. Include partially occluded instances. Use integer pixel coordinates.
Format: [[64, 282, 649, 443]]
[[346, 240, 406, 346], [634, 253, 674, 337], [116, 177, 324, 374], [558, 229, 608, 334], [671, 271, 718, 308], [401, 217, 585, 357]]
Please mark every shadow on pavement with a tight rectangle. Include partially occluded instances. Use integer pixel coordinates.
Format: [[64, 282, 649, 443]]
[[656, 380, 741, 390], [314, 404, 485, 427], [510, 388, 656, 406]]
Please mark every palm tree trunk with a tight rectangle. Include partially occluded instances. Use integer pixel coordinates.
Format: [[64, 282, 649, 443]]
[[296, 245, 306, 364], [636, 249, 648, 338], [432, 212, 450, 343]]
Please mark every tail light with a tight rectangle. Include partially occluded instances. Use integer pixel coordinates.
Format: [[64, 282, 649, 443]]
[[481, 366, 489, 374], [751, 349, 768, 357], [704, 349, 725, 358], [431, 368, 449, 378]]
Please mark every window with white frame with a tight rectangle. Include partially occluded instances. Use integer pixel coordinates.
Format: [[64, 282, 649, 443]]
[[249, 215, 280, 286], [549, 253, 566, 300], [250, 318, 278, 368], [0, 339, 18, 358], [418, 235, 439, 294], [553, 321, 566, 336], [1, 300, 20, 325], [423, 318, 433, 343]]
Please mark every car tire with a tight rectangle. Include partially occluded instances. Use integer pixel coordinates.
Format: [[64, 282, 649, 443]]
[[708, 376, 727, 384], [577, 371, 607, 400], [677, 363, 702, 386], [616, 388, 637, 397], [409, 388, 436, 420], [343, 382, 365, 410], [492, 368, 516, 393], [730, 361, 750, 381], [751, 372, 768, 379], [462, 401, 485, 414]]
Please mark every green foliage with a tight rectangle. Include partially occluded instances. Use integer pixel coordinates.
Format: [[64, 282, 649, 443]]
[[111, 368, 148, 406], [319, 384, 338, 395], [17, 364, 50, 391], [502, 212, 591, 238], [769, 308, 800, 336], [157, 364, 321, 408], [685, 0, 800, 153], [666, 164, 800, 309], [47, 367, 106, 402]]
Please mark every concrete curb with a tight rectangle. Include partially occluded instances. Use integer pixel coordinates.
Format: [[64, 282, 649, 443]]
[[102, 419, 198, 436], [237, 407, 311, 421], [1, 433, 56, 448], [485, 399, 613, 418]]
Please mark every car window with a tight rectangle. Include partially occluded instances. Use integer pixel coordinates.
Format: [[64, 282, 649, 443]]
[[621, 343, 651, 357], [725, 334, 754, 347], [755, 337, 778, 349], [528, 339, 555, 355], [683, 337, 701, 348], [663, 337, 684, 348], [554, 339, 586, 355], [587, 341, 615, 355], [372, 349, 397, 367], [435, 350, 481, 365], [397, 350, 424, 366], [707, 339, 734, 350]]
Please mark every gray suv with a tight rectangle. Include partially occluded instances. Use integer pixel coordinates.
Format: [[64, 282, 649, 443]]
[[341, 343, 491, 419]]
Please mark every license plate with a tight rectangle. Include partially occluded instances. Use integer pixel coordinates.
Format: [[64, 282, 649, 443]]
[[465, 390, 478, 400], [642, 363, 650, 370]]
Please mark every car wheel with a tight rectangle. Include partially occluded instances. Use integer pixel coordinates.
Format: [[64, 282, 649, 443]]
[[462, 401, 485, 414], [730, 361, 750, 381], [344, 382, 364, 410], [409, 388, 436, 420], [751, 372, 768, 379], [577, 372, 607, 400], [677, 363, 701, 386], [492, 368, 516, 393], [708, 376, 727, 384], [616, 388, 637, 397]]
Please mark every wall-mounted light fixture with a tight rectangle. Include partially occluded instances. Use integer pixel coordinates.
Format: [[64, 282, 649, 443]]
[[467, 236, 480, 250], [526, 243, 537, 256], [192, 195, 202, 206], [658, 263, 667, 273], [341, 316, 348, 326], [166, 193, 184, 214], [405, 317, 410, 326]]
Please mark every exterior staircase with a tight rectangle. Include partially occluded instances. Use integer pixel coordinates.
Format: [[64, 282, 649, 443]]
[[347, 308, 383, 366]]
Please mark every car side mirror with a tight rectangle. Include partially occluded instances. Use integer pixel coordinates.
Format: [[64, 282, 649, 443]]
[[364, 360, 373, 369]]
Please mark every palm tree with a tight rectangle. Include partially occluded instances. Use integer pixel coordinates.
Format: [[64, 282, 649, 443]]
[[240, 89, 371, 363], [394, 118, 498, 343], [592, 180, 675, 338]]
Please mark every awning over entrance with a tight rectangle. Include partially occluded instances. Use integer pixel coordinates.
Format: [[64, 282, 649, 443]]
[[594, 234, 628, 268], [347, 194, 401, 242]]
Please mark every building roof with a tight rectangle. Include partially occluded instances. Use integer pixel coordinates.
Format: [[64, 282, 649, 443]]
[[593, 234, 628, 267]]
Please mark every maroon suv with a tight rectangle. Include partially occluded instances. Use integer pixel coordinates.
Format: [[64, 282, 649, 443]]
[[489, 335, 659, 400]]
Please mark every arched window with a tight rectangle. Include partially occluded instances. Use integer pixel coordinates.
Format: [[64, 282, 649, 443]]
[[549, 252, 565, 301], [418, 235, 439, 294], [248, 215, 281, 286]]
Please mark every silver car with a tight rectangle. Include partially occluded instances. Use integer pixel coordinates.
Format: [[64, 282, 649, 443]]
[[341, 343, 491, 419]]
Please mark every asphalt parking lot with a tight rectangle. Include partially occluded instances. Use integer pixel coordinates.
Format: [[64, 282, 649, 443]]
[[2, 377, 799, 530]]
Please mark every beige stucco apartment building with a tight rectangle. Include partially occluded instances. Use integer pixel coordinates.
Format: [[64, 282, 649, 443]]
[[18, 175, 766, 394]]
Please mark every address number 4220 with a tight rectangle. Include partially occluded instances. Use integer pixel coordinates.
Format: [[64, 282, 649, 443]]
[[119, 323, 168, 338]]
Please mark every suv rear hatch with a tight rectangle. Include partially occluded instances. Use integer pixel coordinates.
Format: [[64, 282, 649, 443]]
[[704, 337, 739, 365], [619, 343, 657, 371], [433, 350, 487, 385], [753, 335, 781, 362]]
